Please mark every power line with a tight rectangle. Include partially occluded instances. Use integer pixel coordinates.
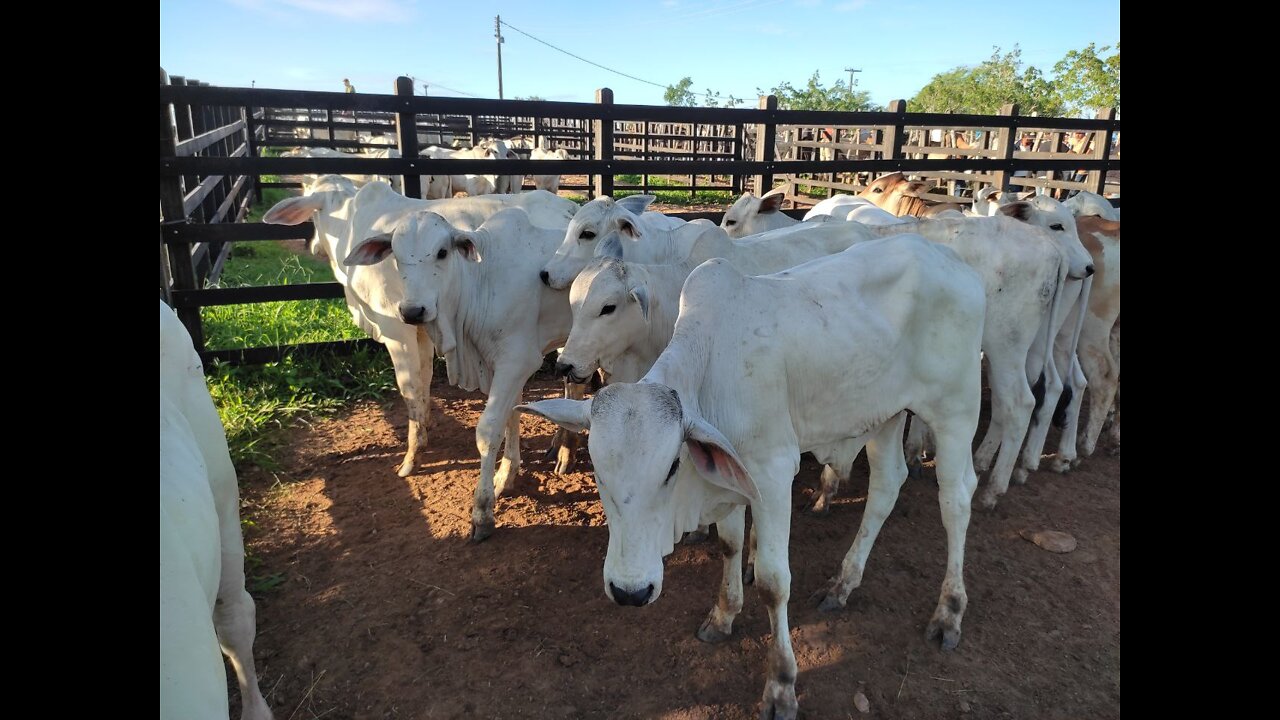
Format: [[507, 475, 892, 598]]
[[498, 18, 666, 89], [410, 76, 481, 98]]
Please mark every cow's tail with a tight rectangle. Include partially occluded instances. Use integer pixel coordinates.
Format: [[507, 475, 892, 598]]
[[1053, 274, 1093, 428], [1032, 258, 1069, 422]]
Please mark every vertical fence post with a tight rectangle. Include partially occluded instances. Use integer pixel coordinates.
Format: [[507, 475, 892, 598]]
[[1088, 107, 1117, 196], [642, 120, 650, 195], [883, 99, 907, 170], [244, 103, 262, 202], [732, 122, 744, 194], [593, 88, 614, 199], [394, 76, 422, 199], [326, 108, 337, 149], [160, 68, 205, 351], [992, 103, 1020, 193], [752, 94, 777, 195]]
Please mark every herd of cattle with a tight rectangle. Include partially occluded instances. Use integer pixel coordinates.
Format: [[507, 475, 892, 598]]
[[160, 138, 1120, 719]]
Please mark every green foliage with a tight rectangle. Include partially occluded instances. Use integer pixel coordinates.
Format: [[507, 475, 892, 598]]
[[663, 77, 743, 108], [759, 70, 879, 112], [911, 46, 1064, 116], [1053, 42, 1120, 115], [515, 95, 546, 101]]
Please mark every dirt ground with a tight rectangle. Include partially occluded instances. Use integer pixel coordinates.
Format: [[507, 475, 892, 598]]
[[238, 377, 1120, 720]]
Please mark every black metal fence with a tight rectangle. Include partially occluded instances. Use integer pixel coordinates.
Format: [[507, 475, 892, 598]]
[[159, 71, 1121, 366]]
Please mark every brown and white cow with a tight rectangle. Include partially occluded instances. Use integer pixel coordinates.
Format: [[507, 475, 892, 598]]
[[858, 172, 966, 218], [1073, 216, 1120, 457]]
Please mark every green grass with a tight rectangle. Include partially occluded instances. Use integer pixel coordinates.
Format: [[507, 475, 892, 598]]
[[612, 174, 736, 206], [202, 184, 397, 470]]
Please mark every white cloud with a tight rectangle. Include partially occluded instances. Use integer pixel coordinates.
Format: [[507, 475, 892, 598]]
[[228, 0, 412, 23], [836, 0, 869, 11]]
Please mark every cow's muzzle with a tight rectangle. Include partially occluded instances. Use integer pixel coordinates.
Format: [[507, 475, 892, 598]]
[[609, 582, 654, 607]]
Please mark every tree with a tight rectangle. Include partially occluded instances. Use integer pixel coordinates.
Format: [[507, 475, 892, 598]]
[[664, 77, 743, 108], [758, 70, 878, 111], [515, 95, 546, 101], [910, 46, 1064, 116], [1053, 43, 1120, 115]]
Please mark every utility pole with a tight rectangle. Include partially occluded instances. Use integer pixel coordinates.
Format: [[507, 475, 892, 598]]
[[844, 67, 862, 90], [495, 15, 505, 100]]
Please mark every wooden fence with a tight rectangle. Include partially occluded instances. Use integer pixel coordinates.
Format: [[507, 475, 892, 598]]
[[159, 72, 1121, 366]]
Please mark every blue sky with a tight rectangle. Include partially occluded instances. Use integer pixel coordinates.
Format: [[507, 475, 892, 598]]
[[160, 0, 1119, 108]]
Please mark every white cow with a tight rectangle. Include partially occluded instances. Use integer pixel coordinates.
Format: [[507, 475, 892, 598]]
[[486, 138, 525, 195], [160, 301, 272, 720], [1064, 190, 1120, 221], [539, 195, 694, 289], [343, 207, 577, 541], [804, 195, 906, 226], [522, 234, 986, 720], [283, 146, 402, 189], [263, 179, 576, 476], [1070, 216, 1120, 458], [719, 190, 794, 238], [992, 196, 1096, 476], [530, 147, 570, 192]]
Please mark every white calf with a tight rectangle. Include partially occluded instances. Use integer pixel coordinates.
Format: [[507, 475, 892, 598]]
[[160, 302, 272, 720]]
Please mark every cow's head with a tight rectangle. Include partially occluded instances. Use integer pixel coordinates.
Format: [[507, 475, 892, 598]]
[[720, 190, 788, 238], [540, 195, 656, 289], [262, 174, 358, 257], [858, 172, 930, 216], [520, 383, 759, 607], [998, 196, 1095, 279], [343, 209, 482, 337], [557, 256, 651, 383]]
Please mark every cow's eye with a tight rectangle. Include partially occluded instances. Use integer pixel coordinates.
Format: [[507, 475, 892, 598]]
[[600, 304, 616, 316], [436, 248, 448, 259], [725, 219, 737, 226], [664, 457, 680, 485], [580, 231, 596, 240], [872, 187, 883, 193], [1049, 223, 1064, 231]]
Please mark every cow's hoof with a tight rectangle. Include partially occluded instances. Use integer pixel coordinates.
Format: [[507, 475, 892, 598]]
[[760, 682, 798, 720], [744, 563, 755, 586], [806, 499, 831, 516], [553, 452, 576, 475], [397, 458, 415, 478], [817, 593, 845, 613], [696, 618, 732, 644], [926, 616, 962, 651], [1012, 468, 1029, 485], [1049, 456, 1072, 474], [1107, 444, 1121, 457], [470, 519, 495, 544], [977, 490, 1000, 511]]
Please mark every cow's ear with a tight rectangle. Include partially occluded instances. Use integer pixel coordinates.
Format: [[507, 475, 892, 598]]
[[451, 231, 483, 262], [617, 217, 643, 240], [519, 398, 592, 433], [758, 191, 785, 215], [344, 233, 393, 266], [903, 181, 930, 197], [263, 194, 326, 225], [616, 194, 657, 214], [684, 417, 760, 502], [997, 201, 1032, 222], [1017, 190, 1037, 201], [630, 284, 650, 321]]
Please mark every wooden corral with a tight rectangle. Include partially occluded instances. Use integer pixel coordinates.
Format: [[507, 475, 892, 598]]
[[159, 72, 1120, 365]]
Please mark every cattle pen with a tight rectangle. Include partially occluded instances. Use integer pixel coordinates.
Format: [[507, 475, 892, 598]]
[[159, 71, 1120, 366]]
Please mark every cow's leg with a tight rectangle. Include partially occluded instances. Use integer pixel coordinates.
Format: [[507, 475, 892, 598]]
[[471, 360, 534, 542], [414, 325, 435, 454], [1020, 344, 1063, 478], [495, 388, 523, 496], [744, 519, 757, 586], [1050, 353, 1087, 471], [811, 463, 844, 514], [924, 410, 980, 652], [213, 496, 272, 719], [553, 381, 587, 474], [972, 417, 1001, 474], [976, 352, 1035, 510], [697, 505, 746, 643], [905, 414, 932, 480], [750, 456, 800, 720], [816, 414, 908, 611], [1080, 333, 1119, 458], [383, 332, 426, 478], [1106, 380, 1121, 451]]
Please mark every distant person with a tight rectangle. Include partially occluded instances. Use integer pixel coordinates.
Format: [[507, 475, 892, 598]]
[[1013, 135, 1036, 179], [343, 78, 355, 94], [1065, 131, 1093, 199]]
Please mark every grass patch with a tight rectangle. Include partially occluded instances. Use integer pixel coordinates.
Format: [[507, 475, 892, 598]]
[[202, 185, 397, 470], [612, 174, 736, 206]]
